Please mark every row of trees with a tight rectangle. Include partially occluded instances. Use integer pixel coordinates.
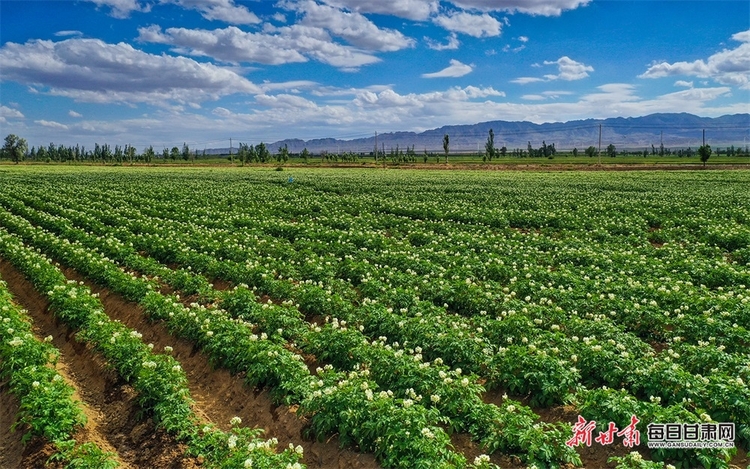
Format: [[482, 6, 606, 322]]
[[0, 135, 219, 164], [2, 133, 742, 166]]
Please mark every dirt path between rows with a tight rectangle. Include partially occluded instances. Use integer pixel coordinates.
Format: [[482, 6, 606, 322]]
[[0, 258, 199, 469], [0, 379, 24, 468], [58, 266, 381, 469]]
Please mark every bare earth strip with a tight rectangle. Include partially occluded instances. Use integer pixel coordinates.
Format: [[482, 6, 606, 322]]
[[0, 381, 24, 468], [0, 258, 200, 469], [55, 264, 380, 469]]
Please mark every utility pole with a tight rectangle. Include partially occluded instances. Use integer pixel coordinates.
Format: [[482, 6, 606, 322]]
[[598, 123, 602, 165], [702, 129, 705, 147], [374, 131, 378, 162], [229, 138, 233, 157]]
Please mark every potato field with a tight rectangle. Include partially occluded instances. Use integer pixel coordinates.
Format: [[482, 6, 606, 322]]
[[0, 166, 748, 469]]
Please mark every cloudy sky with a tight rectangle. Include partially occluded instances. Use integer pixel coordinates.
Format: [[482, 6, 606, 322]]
[[1, 0, 748, 149]]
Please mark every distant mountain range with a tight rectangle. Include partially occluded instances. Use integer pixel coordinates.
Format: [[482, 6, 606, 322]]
[[209, 113, 749, 155]]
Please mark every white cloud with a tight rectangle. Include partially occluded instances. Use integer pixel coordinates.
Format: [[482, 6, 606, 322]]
[[35, 119, 69, 130], [285, 1, 415, 51], [425, 33, 460, 51], [656, 86, 732, 103], [542, 90, 573, 97], [138, 25, 307, 65], [513, 56, 592, 83], [640, 29, 750, 89], [138, 24, 383, 69], [355, 89, 419, 107], [55, 30, 84, 37], [510, 76, 545, 84], [422, 59, 474, 78], [447, 0, 591, 16], [259, 80, 319, 93], [86, 0, 259, 23], [212, 107, 233, 118], [522, 90, 573, 100], [543, 56, 593, 80], [164, 0, 260, 24], [579, 83, 639, 105], [433, 11, 502, 37], [320, 0, 439, 21], [272, 12, 287, 23], [354, 85, 503, 108], [310, 84, 392, 97], [503, 44, 525, 53], [69, 110, 83, 117], [518, 35, 529, 42], [85, 0, 148, 18], [254, 93, 319, 109], [1, 105, 25, 120], [0, 38, 260, 106], [674, 80, 693, 88]]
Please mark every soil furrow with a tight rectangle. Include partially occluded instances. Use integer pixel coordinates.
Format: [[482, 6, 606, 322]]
[[0, 258, 199, 469], [58, 266, 380, 469], [0, 382, 24, 468]]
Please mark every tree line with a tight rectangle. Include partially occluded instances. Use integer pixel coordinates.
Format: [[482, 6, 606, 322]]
[[2, 133, 745, 165]]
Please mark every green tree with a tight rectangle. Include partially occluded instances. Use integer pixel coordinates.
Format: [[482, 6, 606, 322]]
[[485, 129, 496, 161], [442, 134, 449, 163], [606, 143, 616, 158], [170, 146, 179, 161], [181, 143, 190, 161], [162, 147, 169, 161], [143, 146, 155, 163], [301, 147, 310, 163], [572, 147, 578, 157], [698, 144, 712, 167], [3, 134, 28, 164], [279, 144, 289, 163], [113, 145, 123, 163], [256, 142, 270, 163], [125, 144, 136, 164], [101, 143, 112, 162], [48, 142, 58, 161], [237, 143, 248, 165], [585, 146, 597, 158]]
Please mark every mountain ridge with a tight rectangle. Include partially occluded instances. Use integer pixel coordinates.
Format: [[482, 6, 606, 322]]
[[209, 113, 749, 154]]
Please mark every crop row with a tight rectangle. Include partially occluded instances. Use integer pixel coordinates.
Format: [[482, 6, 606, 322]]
[[0, 174, 744, 467], [4, 185, 747, 444], [0, 205, 505, 468], [0, 276, 120, 468], [0, 194, 582, 463], [0, 228, 305, 469]]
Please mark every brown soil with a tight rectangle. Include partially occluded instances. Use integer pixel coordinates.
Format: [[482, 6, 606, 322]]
[[58, 266, 380, 469], [4, 253, 747, 468], [0, 258, 201, 469], [0, 380, 24, 468]]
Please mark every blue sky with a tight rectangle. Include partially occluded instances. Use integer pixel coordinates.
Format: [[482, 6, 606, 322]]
[[1, 0, 748, 149]]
